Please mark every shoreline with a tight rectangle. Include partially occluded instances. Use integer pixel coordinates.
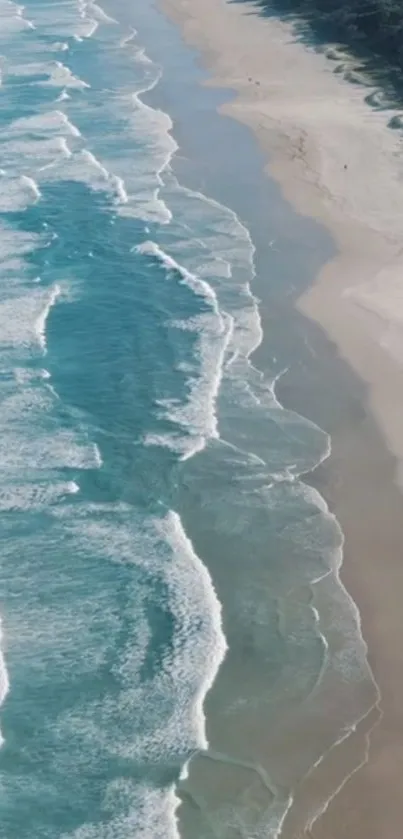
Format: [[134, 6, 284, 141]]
[[160, 0, 403, 466], [158, 0, 403, 836]]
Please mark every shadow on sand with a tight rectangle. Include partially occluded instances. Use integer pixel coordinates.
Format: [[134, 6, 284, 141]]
[[230, 0, 403, 120]]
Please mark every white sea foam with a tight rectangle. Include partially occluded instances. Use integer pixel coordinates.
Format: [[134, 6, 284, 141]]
[[119, 83, 176, 224], [113, 175, 128, 204], [119, 27, 137, 48], [164, 173, 262, 361], [36, 35, 177, 224], [156, 510, 227, 749], [75, 53, 176, 223], [0, 289, 49, 352], [54, 504, 226, 761], [41, 147, 129, 204], [59, 136, 73, 158], [81, 148, 108, 179], [0, 5, 32, 36], [5, 60, 89, 88], [57, 111, 81, 137], [43, 60, 90, 88], [22, 175, 41, 198], [0, 136, 73, 173], [78, 152, 128, 204], [0, 224, 42, 263], [0, 616, 9, 747], [26, 0, 98, 40], [158, 310, 233, 458], [2, 374, 98, 464], [13, 365, 51, 384], [74, 0, 116, 39], [0, 479, 79, 511], [35, 283, 61, 353], [0, 424, 101, 472], [6, 110, 81, 138], [51, 41, 69, 52], [20, 37, 70, 55], [57, 88, 70, 101], [0, 174, 41, 211], [136, 241, 233, 456], [59, 783, 181, 839], [82, 18, 98, 39], [84, 0, 116, 24], [135, 241, 221, 312]]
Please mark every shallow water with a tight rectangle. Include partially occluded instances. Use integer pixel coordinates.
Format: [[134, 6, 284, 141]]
[[0, 1, 377, 836]]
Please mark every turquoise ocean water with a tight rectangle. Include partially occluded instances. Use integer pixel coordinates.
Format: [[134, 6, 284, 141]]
[[0, 1, 377, 836]]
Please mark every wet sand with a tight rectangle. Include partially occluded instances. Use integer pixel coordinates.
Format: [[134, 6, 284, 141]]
[[159, 0, 403, 836]]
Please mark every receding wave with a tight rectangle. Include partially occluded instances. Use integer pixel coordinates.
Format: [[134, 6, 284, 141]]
[[136, 240, 233, 457]]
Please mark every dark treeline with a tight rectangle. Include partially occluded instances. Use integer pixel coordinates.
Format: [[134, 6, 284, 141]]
[[237, 0, 403, 74]]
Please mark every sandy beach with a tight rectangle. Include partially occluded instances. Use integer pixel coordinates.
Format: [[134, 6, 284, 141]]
[[158, 0, 403, 836]]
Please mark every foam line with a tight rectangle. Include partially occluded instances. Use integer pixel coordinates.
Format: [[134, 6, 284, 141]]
[[135, 241, 220, 312], [35, 284, 61, 353], [0, 617, 9, 747], [119, 27, 137, 48]]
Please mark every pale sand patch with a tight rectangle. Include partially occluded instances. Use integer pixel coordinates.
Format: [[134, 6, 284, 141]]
[[158, 0, 403, 836]]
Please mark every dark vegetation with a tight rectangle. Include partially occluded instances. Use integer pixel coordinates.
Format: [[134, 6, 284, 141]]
[[234, 0, 403, 82]]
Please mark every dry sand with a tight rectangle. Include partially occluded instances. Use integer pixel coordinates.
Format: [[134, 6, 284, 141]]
[[158, 0, 403, 836]]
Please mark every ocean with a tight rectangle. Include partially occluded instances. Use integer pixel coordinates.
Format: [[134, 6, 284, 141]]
[[0, 0, 377, 836]]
